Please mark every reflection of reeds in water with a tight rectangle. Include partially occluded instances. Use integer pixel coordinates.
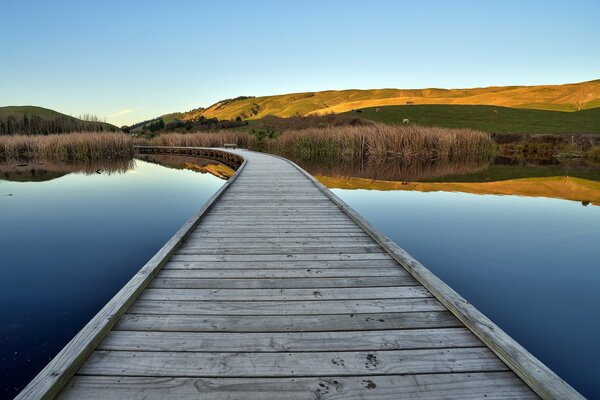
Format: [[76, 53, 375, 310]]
[[0, 133, 133, 162], [290, 157, 491, 182], [149, 132, 258, 149], [138, 154, 236, 180], [0, 159, 134, 182]]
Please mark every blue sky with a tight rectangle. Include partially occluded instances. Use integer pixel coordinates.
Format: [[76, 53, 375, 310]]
[[1, 0, 599, 125]]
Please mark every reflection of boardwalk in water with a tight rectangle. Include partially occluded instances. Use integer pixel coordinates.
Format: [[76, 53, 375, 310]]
[[18, 148, 581, 399]]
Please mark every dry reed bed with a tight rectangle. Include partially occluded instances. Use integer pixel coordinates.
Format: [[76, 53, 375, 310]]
[[0, 125, 492, 168], [269, 124, 493, 162], [149, 131, 258, 149], [0, 133, 133, 162]]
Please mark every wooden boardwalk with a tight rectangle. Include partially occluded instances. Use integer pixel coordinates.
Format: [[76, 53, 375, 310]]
[[17, 148, 582, 399]]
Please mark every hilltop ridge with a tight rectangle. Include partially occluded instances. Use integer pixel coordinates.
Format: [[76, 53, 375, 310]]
[[172, 79, 600, 121]]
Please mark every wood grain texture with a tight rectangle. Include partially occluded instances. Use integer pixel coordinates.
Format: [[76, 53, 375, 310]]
[[138, 286, 430, 301], [59, 373, 538, 400], [115, 311, 464, 332], [97, 328, 482, 352], [78, 348, 507, 377]]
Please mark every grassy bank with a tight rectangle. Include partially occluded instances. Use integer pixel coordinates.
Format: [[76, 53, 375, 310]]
[[349, 104, 600, 133], [0, 133, 133, 162]]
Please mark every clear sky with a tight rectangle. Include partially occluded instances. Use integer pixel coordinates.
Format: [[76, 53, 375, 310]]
[[1, 0, 599, 126]]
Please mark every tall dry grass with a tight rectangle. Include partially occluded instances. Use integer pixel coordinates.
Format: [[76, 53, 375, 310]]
[[0, 133, 133, 162], [268, 123, 493, 163], [149, 131, 258, 149]]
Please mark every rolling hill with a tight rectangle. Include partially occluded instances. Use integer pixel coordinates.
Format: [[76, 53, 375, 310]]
[[343, 104, 600, 133], [0, 106, 118, 135], [173, 79, 600, 121]]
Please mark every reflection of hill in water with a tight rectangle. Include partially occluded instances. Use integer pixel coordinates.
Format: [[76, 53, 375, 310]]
[[0, 159, 134, 182], [303, 156, 600, 206], [137, 154, 236, 180], [289, 157, 491, 182], [319, 175, 600, 206]]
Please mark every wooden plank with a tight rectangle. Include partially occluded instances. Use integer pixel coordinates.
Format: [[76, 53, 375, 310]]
[[156, 267, 406, 279], [163, 259, 400, 269], [98, 328, 480, 352], [138, 286, 431, 301], [115, 311, 464, 332], [77, 348, 508, 377], [181, 240, 378, 248], [149, 276, 418, 289], [170, 253, 394, 262], [60, 372, 538, 400], [188, 232, 370, 238], [127, 298, 446, 315], [175, 246, 383, 256]]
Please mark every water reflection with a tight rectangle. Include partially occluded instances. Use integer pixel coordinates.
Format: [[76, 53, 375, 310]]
[[0, 158, 134, 182], [285, 155, 491, 182], [137, 154, 237, 180], [0, 159, 227, 397], [0, 154, 237, 183], [296, 155, 600, 398], [290, 156, 600, 206]]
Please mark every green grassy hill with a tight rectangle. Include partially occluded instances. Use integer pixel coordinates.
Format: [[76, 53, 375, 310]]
[[0, 106, 117, 135], [173, 79, 600, 121], [348, 105, 600, 133]]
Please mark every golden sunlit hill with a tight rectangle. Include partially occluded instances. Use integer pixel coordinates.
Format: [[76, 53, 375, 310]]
[[176, 79, 600, 121]]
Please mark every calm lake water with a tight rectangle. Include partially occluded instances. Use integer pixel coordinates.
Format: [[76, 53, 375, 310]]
[[307, 158, 600, 399], [0, 157, 227, 398], [1, 153, 599, 398]]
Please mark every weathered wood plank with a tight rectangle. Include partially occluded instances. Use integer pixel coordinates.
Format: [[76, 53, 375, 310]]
[[115, 311, 464, 332], [127, 298, 446, 315], [149, 276, 418, 289], [139, 286, 431, 301], [98, 328, 480, 352], [188, 232, 370, 238], [170, 253, 394, 262], [78, 348, 508, 377], [185, 237, 374, 245], [60, 372, 538, 400], [175, 246, 383, 255], [180, 240, 379, 248], [156, 267, 407, 279], [163, 259, 400, 270]]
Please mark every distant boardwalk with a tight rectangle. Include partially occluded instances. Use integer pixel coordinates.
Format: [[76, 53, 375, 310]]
[[17, 148, 581, 399]]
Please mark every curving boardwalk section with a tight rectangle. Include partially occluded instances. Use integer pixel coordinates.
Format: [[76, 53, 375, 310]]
[[18, 149, 582, 399]]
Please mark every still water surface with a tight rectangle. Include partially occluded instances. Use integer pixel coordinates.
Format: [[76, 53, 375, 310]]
[[331, 188, 600, 398], [0, 158, 227, 397], [1, 154, 599, 398]]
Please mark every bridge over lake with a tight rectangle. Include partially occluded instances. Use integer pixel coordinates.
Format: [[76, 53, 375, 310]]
[[16, 147, 582, 399]]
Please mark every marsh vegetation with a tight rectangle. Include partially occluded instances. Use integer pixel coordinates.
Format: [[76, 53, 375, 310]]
[[0, 133, 133, 162]]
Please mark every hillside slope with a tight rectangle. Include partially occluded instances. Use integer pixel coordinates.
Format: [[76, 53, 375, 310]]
[[181, 79, 600, 121], [346, 105, 600, 133], [0, 106, 117, 135]]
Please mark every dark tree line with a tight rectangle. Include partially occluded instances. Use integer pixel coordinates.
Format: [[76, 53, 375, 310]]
[[0, 115, 115, 135]]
